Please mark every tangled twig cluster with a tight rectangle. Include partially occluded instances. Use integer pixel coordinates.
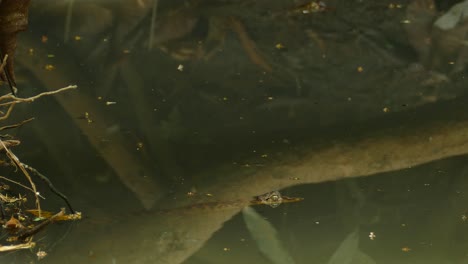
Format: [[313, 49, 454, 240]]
[[0, 55, 80, 257]]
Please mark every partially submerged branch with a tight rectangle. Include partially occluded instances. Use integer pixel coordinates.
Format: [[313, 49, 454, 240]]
[[80, 95, 468, 264]]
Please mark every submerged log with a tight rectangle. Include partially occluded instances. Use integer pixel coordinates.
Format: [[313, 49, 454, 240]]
[[48, 93, 468, 264]]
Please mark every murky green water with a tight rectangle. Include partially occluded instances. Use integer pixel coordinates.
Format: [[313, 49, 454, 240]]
[[1, 0, 468, 263]]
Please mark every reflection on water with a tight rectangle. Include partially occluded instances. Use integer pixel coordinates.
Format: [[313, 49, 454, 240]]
[[1, 0, 468, 263]]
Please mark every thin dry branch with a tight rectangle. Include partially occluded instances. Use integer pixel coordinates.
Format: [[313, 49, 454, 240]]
[[0, 139, 41, 217], [0, 117, 34, 131], [0, 54, 7, 77], [0, 85, 77, 106], [0, 175, 45, 199], [0, 240, 35, 252], [0, 103, 15, 121]]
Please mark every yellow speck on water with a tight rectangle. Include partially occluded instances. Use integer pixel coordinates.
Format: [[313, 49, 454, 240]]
[[223, 247, 230, 251], [74, 35, 82, 41], [44, 64, 55, 71], [401, 247, 412, 252], [222, 97, 228, 101], [47, 54, 55, 58], [28, 48, 34, 55], [177, 64, 184, 72], [275, 43, 285, 50], [383, 107, 390, 113], [357, 66, 364, 73], [136, 142, 143, 150], [267, 96, 274, 100], [206, 193, 213, 197], [106, 101, 117, 106]]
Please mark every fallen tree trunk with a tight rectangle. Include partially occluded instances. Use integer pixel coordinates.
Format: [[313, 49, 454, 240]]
[[56, 94, 468, 264]]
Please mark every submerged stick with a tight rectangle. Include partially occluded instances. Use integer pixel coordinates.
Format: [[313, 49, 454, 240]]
[[64, 0, 75, 43], [22, 163, 75, 214], [148, 0, 159, 50], [17, 208, 65, 241]]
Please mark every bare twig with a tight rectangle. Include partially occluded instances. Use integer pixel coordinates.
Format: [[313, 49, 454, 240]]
[[17, 208, 65, 241], [0, 175, 45, 199], [0, 117, 34, 131], [22, 163, 74, 213], [0, 54, 7, 76], [0, 85, 77, 106], [0, 239, 35, 252], [0, 139, 41, 217], [0, 103, 15, 121], [0, 139, 20, 149]]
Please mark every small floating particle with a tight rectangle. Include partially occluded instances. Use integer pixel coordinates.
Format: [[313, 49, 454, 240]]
[[47, 54, 55, 58], [123, 49, 130, 54], [206, 193, 213, 197], [36, 250, 47, 260], [275, 43, 286, 50], [74, 35, 82, 41], [44, 64, 55, 71], [267, 96, 274, 100], [177, 64, 184, 71], [223, 247, 230, 251], [28, 48, 34, 55], [357, 66, 364, 72], [369, 232, 376, 240], [41, 35, 48, 43], [136, 142, 144, 150], [401, 247, 411, 252], [400, 20, 411, 24], [105, 101, 117, 106], [383, 107, 390, 113]]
